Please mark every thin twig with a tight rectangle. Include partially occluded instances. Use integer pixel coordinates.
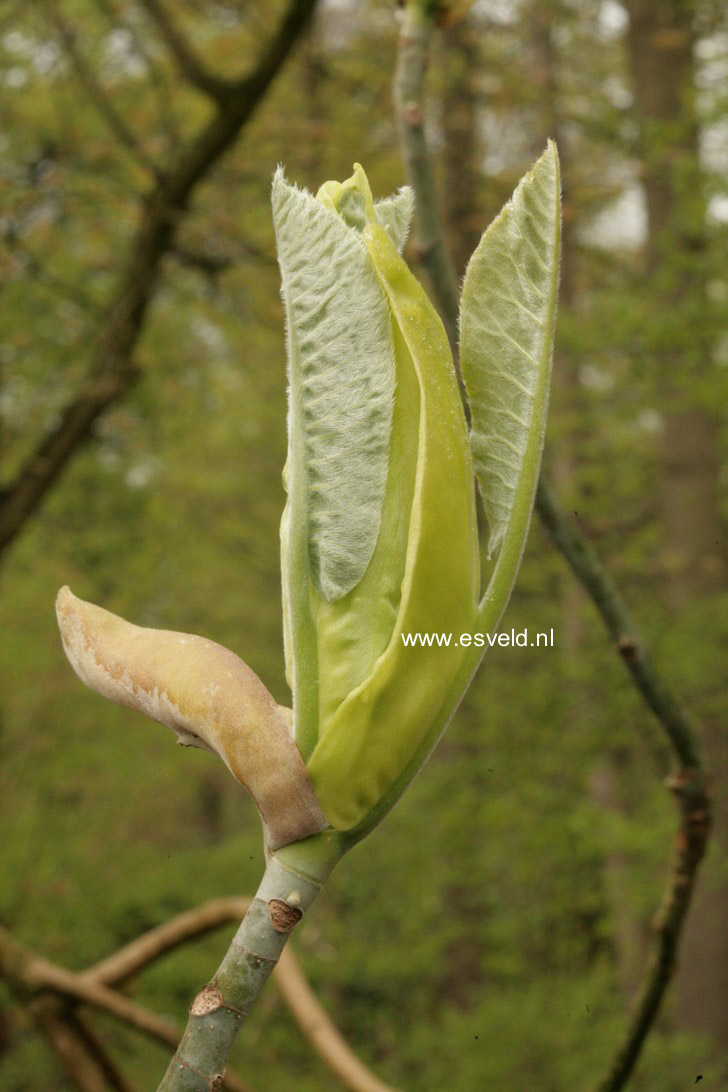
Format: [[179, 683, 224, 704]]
[[46, 6, 157, 176], [91, 0, 182, 148], [151, 859, 320, 1088], [139, 0, 235, 102], [534, 481, 703, 770], [151, 852, 389, 1091], [593, 770, 710, 1092], [0, 925, 185, 1048], [392, 4, 711, 1089], [7, 236, 101, 316]]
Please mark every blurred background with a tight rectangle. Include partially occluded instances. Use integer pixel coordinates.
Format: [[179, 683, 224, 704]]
[[0, 0, 726, 1088]]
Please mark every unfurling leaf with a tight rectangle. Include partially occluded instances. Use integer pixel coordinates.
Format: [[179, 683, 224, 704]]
[[55, 587, 327, 850]]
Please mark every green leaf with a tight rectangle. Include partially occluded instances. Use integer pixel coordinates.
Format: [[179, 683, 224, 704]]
[[460, 141, 560, 592], [272, 170, 396, 604]]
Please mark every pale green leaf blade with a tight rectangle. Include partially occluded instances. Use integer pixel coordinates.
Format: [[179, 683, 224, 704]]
[[374, 187, 414, 252], [272, 169, 395, 603], [460, 141, 560, 564]]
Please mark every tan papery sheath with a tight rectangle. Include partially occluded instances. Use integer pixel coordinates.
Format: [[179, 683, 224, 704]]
[[56, 587, 327, 850]]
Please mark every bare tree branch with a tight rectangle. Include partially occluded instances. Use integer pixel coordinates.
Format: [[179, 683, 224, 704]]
[[592, 771, 710, 1091], [91, 0, 182, 148], [46, 6, 157, 176], [534, 481, 705, 771], [394, 6, 459, 347], [0, 925, 253, 1092], [139, 0, 234, 102], [0, 0, 319, 560], [84, 897, 253, 986], [6, 235, 100, 316], [1, 925, 184, 1048], [275, 945, 396, 1092], [28, 996, 133, 1092]]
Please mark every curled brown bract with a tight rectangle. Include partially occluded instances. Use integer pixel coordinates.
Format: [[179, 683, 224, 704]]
[[56, 587, 327, 849]]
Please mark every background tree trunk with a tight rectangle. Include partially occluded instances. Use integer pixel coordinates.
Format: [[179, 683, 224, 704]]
[[625, 0, 728, 1057]]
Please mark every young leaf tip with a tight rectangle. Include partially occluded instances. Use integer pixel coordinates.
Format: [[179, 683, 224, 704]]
[[55, 587, 327, 849], [459, 139, 561, 565]]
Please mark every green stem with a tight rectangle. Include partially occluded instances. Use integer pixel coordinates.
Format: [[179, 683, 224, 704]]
[[156, 834, 344, 1092], [394, 1, 460, 347]]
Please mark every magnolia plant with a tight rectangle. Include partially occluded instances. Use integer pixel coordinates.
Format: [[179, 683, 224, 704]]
[[57, 145, 560, 1088]]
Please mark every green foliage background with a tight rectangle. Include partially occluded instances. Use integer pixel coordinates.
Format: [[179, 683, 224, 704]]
[[0, 1, 726, 1088]]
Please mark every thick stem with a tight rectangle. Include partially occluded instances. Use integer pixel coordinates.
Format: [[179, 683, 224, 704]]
[[156, 836, 342, 1091]]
